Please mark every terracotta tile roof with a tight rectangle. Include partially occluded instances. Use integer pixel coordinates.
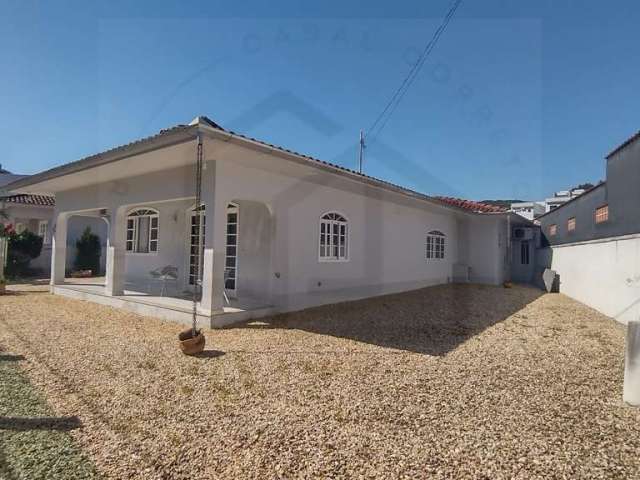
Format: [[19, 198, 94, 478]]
[[0, 194, 55, 207], [433, 196, 508, 213], [606, 130, 640, 159]]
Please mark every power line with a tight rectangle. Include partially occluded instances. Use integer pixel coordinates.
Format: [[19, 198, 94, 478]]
[[365, 0, 463, 147]]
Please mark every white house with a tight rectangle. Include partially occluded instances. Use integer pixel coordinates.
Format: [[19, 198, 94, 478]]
[[510, 201, 545, 221], [7, 116, 534, 327]]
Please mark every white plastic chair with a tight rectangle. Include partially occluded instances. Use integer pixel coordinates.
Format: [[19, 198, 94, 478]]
[[149, 266, 178, 297]]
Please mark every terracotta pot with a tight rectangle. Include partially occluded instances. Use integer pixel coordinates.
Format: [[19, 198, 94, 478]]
[[178, 328, 205, 355]]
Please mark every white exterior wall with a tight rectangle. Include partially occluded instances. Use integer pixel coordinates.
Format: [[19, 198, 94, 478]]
[[121, 199, 193, 289], [48, 138, 509, 313], [545, 235, 640, 324], [458, 216, 506, 285], [213, 156, 461, 310]]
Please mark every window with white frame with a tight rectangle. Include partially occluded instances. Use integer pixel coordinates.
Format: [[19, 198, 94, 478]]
[[426, 230, 445, 260], [38, 220, 49, 243], [319, 212, 348, 261], [126, 208, 159, 253]]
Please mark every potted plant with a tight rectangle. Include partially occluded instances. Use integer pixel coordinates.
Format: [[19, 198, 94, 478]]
[[178, 326, 205, 355]]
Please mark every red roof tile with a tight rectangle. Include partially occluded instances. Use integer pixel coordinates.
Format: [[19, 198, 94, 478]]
[[434, 196, 507, 213], [1, 194, 55, 207]]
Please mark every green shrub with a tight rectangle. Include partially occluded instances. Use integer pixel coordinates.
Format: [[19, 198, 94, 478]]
[[74, 227, 101, 275], [6, 230, 43, 278]]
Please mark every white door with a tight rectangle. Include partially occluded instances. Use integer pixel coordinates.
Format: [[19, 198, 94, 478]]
[[188, 207, 205, 288], [225, 203, 239, 298]]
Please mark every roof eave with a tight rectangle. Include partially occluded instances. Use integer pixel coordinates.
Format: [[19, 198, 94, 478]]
[[198, 125, 491, 217], [5, 125, 200, 193]]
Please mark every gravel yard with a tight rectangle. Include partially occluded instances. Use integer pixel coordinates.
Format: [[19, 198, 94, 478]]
[[1, 283, 639, 479]]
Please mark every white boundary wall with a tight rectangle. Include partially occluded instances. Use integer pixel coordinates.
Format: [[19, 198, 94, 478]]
[[546, 234, 640, 324]]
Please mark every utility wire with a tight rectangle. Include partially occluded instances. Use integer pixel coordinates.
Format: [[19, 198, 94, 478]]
[[366, 0, 463, 147]]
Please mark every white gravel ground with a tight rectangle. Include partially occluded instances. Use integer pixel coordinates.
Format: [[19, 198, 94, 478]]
[[1, 283, 639, 479]]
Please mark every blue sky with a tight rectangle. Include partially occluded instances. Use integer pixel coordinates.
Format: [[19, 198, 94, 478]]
[[1, 1, 638, 200]]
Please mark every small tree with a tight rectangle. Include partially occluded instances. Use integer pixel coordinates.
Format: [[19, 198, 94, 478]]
[[6, 230, 43, 278], [74, 227, 101, 275]]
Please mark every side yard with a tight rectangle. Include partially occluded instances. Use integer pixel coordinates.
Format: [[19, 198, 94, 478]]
[[0, 344, 99, 479], [1, 283, 639, 479]]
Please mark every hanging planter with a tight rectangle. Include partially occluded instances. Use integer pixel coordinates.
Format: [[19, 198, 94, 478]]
[[178, 327, 205, 355], [179, 132, 206, 356]]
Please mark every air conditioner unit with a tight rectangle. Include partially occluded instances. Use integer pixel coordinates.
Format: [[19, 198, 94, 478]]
[[513, 227, 534, 240]]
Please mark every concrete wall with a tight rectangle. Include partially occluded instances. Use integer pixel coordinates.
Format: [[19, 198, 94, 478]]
[[539, 235, 640, 324], [539, 136, 640, 246], [457, 216, 506, 285], [606, 138, 640, 234], [539, 184, 609, 245]]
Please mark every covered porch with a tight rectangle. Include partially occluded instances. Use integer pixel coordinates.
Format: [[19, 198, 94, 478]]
[[53, 277, 273, 327], [41, 130, 276, 328]]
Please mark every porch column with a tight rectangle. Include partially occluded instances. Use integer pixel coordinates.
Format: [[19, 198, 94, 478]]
[[200, 162, 226, 314], [50, 212, 68, 288], [105, 207, 126, 296]]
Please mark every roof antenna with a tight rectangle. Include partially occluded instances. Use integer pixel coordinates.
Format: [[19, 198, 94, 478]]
[[358, 130, 365, 174]]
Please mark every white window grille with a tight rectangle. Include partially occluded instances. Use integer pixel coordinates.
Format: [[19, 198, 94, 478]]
[[126, 208, 159, 253], [319, 212, 348, 261], [426, 230, 445, 260]]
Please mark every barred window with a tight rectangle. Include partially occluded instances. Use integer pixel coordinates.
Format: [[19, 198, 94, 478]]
[[319, 212, 348, 261], [126, 208, 159, 253], [595, 205, 609, 224], [426, 230, 445, 260]]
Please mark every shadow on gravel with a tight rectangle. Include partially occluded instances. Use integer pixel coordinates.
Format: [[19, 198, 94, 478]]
[[193, 349, 226, 359], [238, 284, 544, 356], [0, 416, 82, 431], [0, 354, 25, 361]]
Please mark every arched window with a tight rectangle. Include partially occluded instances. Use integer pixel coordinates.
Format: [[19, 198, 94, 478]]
[[126, 208, 159, 253], [319, 212, 348, 261], [426, 230, 445, 260]]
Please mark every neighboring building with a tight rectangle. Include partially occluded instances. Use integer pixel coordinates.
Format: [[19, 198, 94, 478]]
[[0, 164, 27, 186], [510, 201, 546, 221], [1, 170, 107, 275], [543, 188, 586, 213], [508, 189, 588, 221], [0, 193, 56, 273], [7, 115, 535, 327], [537, 130, 640, 323]]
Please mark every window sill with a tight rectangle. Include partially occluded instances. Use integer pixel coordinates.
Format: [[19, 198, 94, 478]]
[[126, 252, 159, 256], [318, 258, 350, 263]]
